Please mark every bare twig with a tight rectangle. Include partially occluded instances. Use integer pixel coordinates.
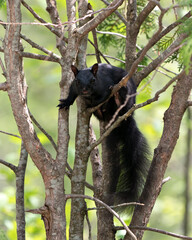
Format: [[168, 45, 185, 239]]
[[115, 225, 192, 240], [137, 11, 191, 60], [21, 0, 61, 37], [100, 0, 127, 24], [76, 0, 124, 37], [87, 53, 125, 63], [21, 52, 60, 62], [0, 130, 21, 139], [135, 34, 185, 85], [162, 176, 171, 185], [66, 194, 137, 240], [0, 159, 17, 172], [88, 39, 110, 64], [20, 33, 61, 62], [15, 142, 28, 240], [0, 82, 9, 91], [87, 202, 144, 211], [29, 111, 57, 151], [87, 71, 184, 152], [96, 30, 126, 39]]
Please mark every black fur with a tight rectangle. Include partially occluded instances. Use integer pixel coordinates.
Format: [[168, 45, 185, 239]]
[[58, 63, 150, 204]]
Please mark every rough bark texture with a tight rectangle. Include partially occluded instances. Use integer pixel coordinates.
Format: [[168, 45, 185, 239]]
[[96, 122, 115, 240], [3, 1, 192, 239], [15, 142, 28, 240], [4, 1, 66, 239], [125, 69, 192, 240], [69, 1, 93, 239]]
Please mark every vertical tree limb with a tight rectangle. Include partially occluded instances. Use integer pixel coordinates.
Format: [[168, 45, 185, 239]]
[[183, 108, 191, 235], [69, 1, 91, 239], [15, 142, 28, 240], [125, 68, 192, 240]]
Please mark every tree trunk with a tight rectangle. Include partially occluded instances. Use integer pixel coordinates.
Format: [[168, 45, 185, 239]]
[[125, 70, 192, 240]]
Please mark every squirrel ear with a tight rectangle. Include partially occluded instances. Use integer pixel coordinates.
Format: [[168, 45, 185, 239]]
[[91, 63, 98, 76], [71, 65, 79, 76]]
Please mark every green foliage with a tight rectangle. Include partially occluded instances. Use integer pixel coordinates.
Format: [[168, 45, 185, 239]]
[[156, 35, 175, 52], [0, 0, 5, 8], [176, 0, 192, 8], [0, 229, 8, 240], [137, 0, 158, 39], [178, 17, 192, 72], [97, 11, 126, 64]]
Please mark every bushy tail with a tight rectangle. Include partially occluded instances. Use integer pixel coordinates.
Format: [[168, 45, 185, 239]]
[[106, 115, 150, 205]]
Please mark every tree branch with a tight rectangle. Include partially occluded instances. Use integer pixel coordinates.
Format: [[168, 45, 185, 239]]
[[0, 159, 17, 172], [116, 225, 192, 240], [135, 0, 160, 29], [66, 194, 137, 240], [15, 142, 28, 240], [21, 52, 60, 62], [76, 0, 124, 38], [0, 81, 9, 91], [135, 34, 186, 85], [20, 33, 61, 61], [87, 71, 184, 153], [88, 39, 110, 64], [29, 111, 57, 151], [127, 68, 192, 240], [137, 11, 192, 59], [21, 0, 62, 38], [100, 0, 127, 24], [0, 130, 21, 139]]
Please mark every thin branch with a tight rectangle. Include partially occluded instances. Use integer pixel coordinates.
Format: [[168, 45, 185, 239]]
[[21, 0, 61, 38], [92, 30, 102, 63], [20, 33, 61, 61], [88, 39, 110, 64], [96, 30, 126, 39], [162, 176, 171, 185], [76, 0, 124, 37], [87, 71, 184, 152], [65, 164, 94, 191], [21, 52, 60, 63], [29, 111, 57, 151], [100, 0, 127, 24], [137, 11, 192, 59], [45, 0, 66, 53], [87, 202, 144, 211], [15, 142, 28, 240], [0, 159, 17, 172], [135, 34, 186, 85], [136, 43, 178, 76], [136, 0, 159, 29], [0, 24, 61, 63], [172, 0, 178, 20], [115, 225, 192, 240], [0, 82, 9, 91], [0, 130, 21, 139], [66, 194, 137, 240], [87, 53, 125, 63]]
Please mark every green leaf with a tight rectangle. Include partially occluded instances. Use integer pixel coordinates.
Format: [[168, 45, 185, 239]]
[[0, 229, 8, 240], [0, 0, 5, 8]]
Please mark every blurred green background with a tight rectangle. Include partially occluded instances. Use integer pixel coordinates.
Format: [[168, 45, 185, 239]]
[[0, 0, 191, 239]]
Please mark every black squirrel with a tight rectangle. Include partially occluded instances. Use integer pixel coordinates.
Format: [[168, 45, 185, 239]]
[[58, 63, 150, 205]]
